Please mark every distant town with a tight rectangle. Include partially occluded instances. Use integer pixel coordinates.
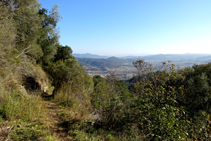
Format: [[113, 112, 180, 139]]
[[74, 53, 211, 80]]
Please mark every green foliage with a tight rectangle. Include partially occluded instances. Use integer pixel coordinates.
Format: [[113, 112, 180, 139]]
[[45, 57, 93, 91], [13, 0, 44, 60], [90, 61, 195, 140], [134, 77, 188, 139], [0, 6, 16, 51], [91, 74, 133, 130], [37, 7, 61, 64], [0, 0, 62, 64], [45, 59, 75, 88], [44, 43, 93, 97], [93, 75, 105, 87], [53, 45, 74, 62], [171, 63, 211, 117], [46, 57, 94, 121], [91, 77, 110, 109]]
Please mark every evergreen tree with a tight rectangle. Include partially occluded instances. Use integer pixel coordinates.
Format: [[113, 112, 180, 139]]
[[12, 0, 43, 60], [37, 5, 62, 65]]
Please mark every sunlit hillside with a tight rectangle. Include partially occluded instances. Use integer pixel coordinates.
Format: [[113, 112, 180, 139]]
[[1, 0, 211, 140]]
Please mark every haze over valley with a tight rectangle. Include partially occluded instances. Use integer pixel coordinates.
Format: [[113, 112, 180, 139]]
[[73, 53, 211, 80]]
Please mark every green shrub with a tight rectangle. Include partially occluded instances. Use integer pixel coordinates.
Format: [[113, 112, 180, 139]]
[[91, 74, 133, 130]]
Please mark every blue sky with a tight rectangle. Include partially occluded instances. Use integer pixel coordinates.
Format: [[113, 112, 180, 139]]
[[39, 0, 211, 56]]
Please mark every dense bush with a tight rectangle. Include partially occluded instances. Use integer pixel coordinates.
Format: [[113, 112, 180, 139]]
[[90, 61, 211, 140], [91, 74, 133, 130], [129, 63, 190, 140], [179, 64, 211, 117]]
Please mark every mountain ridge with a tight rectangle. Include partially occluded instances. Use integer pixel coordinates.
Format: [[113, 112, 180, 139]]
[[73, 53, 110, 59], [73, 53, 211, 62]]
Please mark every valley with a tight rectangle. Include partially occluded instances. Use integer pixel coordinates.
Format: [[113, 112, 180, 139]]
[[74, 53, 211, 80]]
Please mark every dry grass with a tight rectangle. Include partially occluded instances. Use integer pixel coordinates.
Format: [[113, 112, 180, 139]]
[[0, 82, 51, 140], [0, 83, 46, 121], [54, 84, 93, 121]]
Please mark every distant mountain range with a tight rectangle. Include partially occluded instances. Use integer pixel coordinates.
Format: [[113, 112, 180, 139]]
[[138, 54, 211, 61], [73, 53, 211, 63], [73, 53, 110, 59], [77, 57, 134, 69], [74, 53, 211, 80]]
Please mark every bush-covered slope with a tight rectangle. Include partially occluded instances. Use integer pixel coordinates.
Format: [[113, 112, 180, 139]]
[[0, 1, 93, 140]]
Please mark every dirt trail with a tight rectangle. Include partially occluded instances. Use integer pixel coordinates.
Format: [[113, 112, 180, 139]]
[[44, 101, 71, 141]]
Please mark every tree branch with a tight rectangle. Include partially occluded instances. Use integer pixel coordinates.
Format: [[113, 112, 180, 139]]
[[16, 45, 31, 58]]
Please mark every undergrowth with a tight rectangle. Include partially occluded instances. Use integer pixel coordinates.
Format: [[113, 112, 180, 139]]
[[0, 90, 45, 121], [0, 84, 51, 140], [53, 83, 93, 122]]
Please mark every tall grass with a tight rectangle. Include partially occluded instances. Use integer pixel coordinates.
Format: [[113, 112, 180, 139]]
[[54, 83, 92, 121], [0, 83, 50, 140], [0, 85, 46, 122]]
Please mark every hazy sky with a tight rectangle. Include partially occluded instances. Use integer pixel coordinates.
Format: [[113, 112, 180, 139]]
[[39, 0, 211, 56]]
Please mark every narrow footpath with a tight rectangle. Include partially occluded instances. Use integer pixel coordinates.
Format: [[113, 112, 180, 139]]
[[44, 101, 71, 141]]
